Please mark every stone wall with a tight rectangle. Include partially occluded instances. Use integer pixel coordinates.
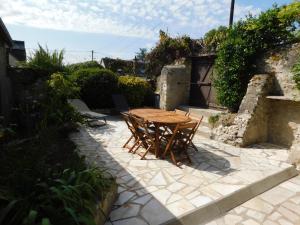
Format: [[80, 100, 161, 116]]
[[156, 62, 191, 110], [267, 99, 300, 167], [213, 74, 273, 147], [213, 43, 300, 167], [257, 42, 300, 100]]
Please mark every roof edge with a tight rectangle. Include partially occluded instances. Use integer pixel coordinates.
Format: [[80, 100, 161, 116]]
[[0, 17, 13, 46]]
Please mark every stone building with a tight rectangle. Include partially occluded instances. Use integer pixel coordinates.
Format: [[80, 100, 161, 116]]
[[0, 18, 13, 124]]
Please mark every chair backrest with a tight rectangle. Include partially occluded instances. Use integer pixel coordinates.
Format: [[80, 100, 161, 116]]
[[164, 121, 198, 154], [112, 94, 130, 113], [121, 112, 136, 136], [175, 122, 198, 137], [175, 109, 189, 116], [68, 99, 90, 112], [188, 113, 204, 131], [130, 115, 154, 141]]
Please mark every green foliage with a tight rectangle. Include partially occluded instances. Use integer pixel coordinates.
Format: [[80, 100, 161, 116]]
[[40, 73, 82, 128], [208, 115, 220, 128], [118, 76, 153, 107], [292, 56, 300, 90], [214, 36, 255, 111], [213, 2, 300, 111], [0, 127, 114, 225], [65, 61, 103, 73], [101, 57, 133, 74], [203, 26, 228, 52], [146, 30, 195, 77], [22, 45, 65, 75], [71, 68, 118, 108]]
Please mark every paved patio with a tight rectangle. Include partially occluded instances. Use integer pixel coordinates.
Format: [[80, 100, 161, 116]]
[[208, 175, 300, 225], [70, 116, 297, 225]]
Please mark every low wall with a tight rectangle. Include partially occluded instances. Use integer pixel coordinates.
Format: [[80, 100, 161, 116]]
[[257, 42, 300, 100], [157, 63, 191, 110], [268, 99, 300, 147], [213, 74, 273, 146]]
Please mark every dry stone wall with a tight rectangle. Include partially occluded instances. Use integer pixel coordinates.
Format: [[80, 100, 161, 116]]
[[213, 74, 273, 147], [156, 62, 191, 110], [257, 42, 300, 100], [213, 43, 300, 167]]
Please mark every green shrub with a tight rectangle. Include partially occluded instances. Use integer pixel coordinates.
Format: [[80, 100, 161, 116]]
[[214, 36, 255, 111], [203, 26, 228, 52], [292, 56, 300, 90], [40, 73, 82, 128], [71, 68, 118, 108], [212, 2, 300, 111], [21, 45, 65, 75], [65, 61, 103, 73], [118, 76, 152, 107], [0, 127, 114, 225], [146, 30, 197, 77]]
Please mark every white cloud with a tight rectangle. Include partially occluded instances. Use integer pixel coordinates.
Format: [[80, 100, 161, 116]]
[[0, 0, 261, 39]]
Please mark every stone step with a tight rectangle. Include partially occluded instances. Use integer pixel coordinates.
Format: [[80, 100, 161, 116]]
[[179, 105, 224, 118], [165, 166, 298, 225]]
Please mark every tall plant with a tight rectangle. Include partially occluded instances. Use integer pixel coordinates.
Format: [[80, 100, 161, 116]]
[[23, 45, 65, 75], [146, 30, 196, 77], [213, 2, 300, 111]]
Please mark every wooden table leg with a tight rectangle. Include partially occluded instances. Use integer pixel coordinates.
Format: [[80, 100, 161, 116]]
[[155, 123, 160, 158]]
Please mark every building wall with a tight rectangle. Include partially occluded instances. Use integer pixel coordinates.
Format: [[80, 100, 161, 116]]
[[0, 37, 13, 124]]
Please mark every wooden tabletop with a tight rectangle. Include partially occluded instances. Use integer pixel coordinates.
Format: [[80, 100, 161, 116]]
[[129, 108, 191, 124]]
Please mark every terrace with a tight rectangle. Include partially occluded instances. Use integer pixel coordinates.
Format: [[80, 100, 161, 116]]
[[1, 2, 300, 225], [70, 116, 297, 225]]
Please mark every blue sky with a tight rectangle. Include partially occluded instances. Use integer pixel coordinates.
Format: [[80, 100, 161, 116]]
[[0, 0, 293, 63]]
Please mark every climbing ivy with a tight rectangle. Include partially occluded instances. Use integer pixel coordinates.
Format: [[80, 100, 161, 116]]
[[212, 2, 300, 111]]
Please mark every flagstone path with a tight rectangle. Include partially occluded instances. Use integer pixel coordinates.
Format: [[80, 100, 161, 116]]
[[69, 117, 297, 225], [207, 175, 300, 225]]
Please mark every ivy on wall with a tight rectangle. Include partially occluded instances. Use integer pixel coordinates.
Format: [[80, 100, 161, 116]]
[[212, 2, 300, 111], [146, 30, 202, 78]]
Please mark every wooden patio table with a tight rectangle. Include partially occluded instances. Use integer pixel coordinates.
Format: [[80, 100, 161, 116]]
[[129, 108, 191, 158]]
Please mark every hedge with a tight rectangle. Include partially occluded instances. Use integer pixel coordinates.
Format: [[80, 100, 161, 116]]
[[70, 68, 118, 108], [118, 76, 152, 107]]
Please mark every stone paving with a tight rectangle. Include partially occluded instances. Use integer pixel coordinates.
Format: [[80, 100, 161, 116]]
[[207, 175, 300, 225], [69, 117, 296, 225]]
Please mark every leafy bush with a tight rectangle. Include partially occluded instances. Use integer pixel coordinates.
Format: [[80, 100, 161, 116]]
[[146, 30, 196, 77], [40, 73, 82, 128], [65, 61, 103, 73], [203, 26, 228, 52], [0, 127, 114, 225], [292, 56, 300, 90], [214, 36, 255, 111], [213, 2, 300, 111], [118, 76, 153, 107], [21, 45, 65, 76], [71, 68, 118, 108]]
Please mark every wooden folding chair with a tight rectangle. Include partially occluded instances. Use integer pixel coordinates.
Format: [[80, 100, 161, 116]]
[[163, 121, 198, 166], [161, 109, 190, 137], [130, 115, 156, 160], [121, 112, 140, 152], [188, 113, 204, 151]]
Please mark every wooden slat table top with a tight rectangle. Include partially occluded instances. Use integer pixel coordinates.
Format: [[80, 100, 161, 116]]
[[129, 108, 191, 124]]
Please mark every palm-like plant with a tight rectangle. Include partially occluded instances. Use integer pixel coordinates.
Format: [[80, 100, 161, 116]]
[[24, 45, 65, 75]]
